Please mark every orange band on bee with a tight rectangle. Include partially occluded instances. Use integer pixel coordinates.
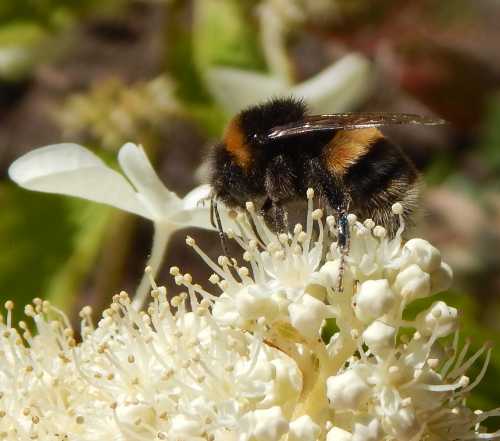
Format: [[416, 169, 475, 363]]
[[223, 117, 252, 170], [325, 128, 383, 175]]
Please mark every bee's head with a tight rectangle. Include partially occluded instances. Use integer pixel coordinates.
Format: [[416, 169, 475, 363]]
[[237, 97, 307, 146], [208, 98, 306, 208]]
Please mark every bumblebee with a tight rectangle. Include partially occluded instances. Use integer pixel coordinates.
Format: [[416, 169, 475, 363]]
[[208, 97, 444, 251]]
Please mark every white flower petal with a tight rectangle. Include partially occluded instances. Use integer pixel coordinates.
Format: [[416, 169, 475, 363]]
[[169, 184, 237, 231], [205, 67, 289, 114], [8, 143, 149, 217], [292, 53, 374, 113], [181, 183, 212, 210], [118, 142, 181, 219]]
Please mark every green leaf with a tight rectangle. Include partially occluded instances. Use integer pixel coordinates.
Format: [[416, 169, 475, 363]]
[[44, 199, 112, 312], [480, 95, 500, 173], [192, 0, 266, 73], [0, 22, 50, 80], [0, 183, 111, 317]]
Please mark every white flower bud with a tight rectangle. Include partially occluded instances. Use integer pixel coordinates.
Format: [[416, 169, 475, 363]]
[[235, 287, 278, 321], [288, 415, 320, 441], [327, 370, 370, 411], [362, 320, 396, 353], [288, 294, 327, 340], [401, 239, 441, 272], [352, 418, 383, 441], [394, 264, 431, 302], [327, 426, 353, 441], [241, 406, 289, 441], [320, 260, 355, 296], [355, 279, 396, 323], [415, 301, 458, 338], [430, 262, 453, 294]]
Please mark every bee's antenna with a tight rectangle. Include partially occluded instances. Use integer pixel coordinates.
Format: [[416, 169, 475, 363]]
[[212, 198, 230, 258]]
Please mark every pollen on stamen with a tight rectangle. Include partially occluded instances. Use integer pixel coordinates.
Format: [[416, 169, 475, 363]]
[[312, 208, 323, 220], [392, 202, 404, 215], [373, 225, 387, 238]]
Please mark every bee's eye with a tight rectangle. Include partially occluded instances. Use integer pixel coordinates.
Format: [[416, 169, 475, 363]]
[[252, 133, 267, 145]]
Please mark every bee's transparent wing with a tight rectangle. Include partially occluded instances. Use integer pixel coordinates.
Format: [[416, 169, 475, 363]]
[[267, 113, 446, 139]]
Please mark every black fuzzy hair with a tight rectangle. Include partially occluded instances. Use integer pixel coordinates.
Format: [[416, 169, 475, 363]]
[[238, 97, 307, 142]]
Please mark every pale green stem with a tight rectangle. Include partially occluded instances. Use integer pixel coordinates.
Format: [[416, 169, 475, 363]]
[[132, 221, 175, 310]]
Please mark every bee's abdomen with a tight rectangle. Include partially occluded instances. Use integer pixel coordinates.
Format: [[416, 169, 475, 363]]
[[343, 136, 420, 234], [344, 136, 418, 198]]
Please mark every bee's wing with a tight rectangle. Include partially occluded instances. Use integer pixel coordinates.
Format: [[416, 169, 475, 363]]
[[267, 113, 446, 139]]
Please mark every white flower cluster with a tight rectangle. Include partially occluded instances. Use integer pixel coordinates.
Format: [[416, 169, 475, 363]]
[[0, 190, 498, 440], [0, 292, 302, 440]]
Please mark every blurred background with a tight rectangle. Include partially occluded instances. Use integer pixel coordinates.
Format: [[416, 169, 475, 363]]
[[0, 0, 499, 423]]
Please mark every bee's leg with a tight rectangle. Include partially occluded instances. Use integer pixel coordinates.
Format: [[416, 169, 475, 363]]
[[212, 198, 230, 258], [210, 196, 217, 229], [261, 197, 287, 234], [336, 206, 351, 294], [245, 211, 266, 248]]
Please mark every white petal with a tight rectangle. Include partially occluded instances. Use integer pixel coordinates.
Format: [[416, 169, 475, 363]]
[[182, 184, 212, 210], [170, 185, 235, 231], [292, 53, 374, 113], [205, 67, 289, 114], [118, 143, 181, 220], [8, 143, 149, 217]]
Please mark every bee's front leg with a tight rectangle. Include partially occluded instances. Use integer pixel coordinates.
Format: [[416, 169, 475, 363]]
[[261, 197, 288, 233]]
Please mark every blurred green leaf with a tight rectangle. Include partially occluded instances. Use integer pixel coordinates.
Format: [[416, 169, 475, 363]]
[[0, 0, 125, 27], [480, 95, 500, 173], [165, 2, 211, 104], [192, 0, 266, 73], [0, 22, 50, 80], [0, 183, 110, 316]]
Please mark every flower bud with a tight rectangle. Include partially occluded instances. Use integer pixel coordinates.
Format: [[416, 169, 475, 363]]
[[320, 260, 355, 296], [241, 406, 289, 441], [352, 418, 383, 441], [289, 415, 320, 441], [327, 426, 353, 441], [235, 287, 278, 321], [327, 370, 370, 411], [355, 279, 396, 323], [289, 294, 327, 340], [415, 301, 458, 338], [401, 239, 441, 272], [362, 320, 396, 354], [394, 264, 431, 302]]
